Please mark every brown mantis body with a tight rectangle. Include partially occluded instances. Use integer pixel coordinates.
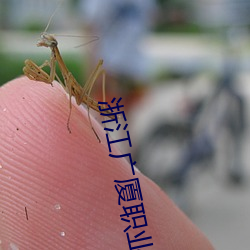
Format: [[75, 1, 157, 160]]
[[23, 32, 111, 142]]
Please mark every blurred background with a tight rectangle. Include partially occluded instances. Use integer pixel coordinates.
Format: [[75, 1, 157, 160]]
[[1, 0, 250, 249]]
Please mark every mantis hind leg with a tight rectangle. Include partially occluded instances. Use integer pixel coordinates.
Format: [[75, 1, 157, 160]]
[[66, 95, 72, 134], [87, 105, 101, 142], [65, 73, 74, 134], [84, 61, 106, 142], [65, 72, 100, 140]]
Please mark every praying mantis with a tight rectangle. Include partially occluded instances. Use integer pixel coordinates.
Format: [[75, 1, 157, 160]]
[[23, 29, 111, 142]]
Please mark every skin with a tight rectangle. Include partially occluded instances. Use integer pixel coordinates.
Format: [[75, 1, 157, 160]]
[[0, 77, 214, 249]]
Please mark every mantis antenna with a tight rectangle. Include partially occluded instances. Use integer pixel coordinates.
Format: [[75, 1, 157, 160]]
[[44, 0, 63, 33]]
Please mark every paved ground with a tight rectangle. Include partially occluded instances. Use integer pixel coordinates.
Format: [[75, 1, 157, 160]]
[[192, 177, 250, 250]]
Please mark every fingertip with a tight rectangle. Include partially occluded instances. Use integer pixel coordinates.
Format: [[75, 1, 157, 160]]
[[0, 77, 213, 249]]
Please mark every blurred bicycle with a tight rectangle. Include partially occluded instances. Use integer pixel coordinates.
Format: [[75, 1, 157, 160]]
[[133, 64, 245, 213]]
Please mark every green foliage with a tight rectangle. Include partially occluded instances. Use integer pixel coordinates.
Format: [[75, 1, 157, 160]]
[[0, 53, 24, 86], [23, 21, 44, 32], [0, 53, 86, 87]]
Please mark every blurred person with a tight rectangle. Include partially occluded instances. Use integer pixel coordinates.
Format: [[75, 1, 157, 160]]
[[77, 0, 157, 110]]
